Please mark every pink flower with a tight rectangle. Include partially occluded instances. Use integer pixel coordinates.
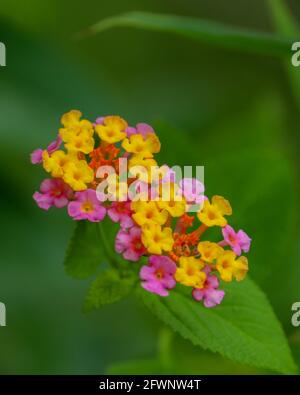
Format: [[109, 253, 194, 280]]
[[140, 255, 177, 297], [115, 226, 146, 261], [192, 267, 225, 308], [33, 178, 73, 210], [30, 135, 62, 164], [68, 189, 106, 222], [107, 201, 134, 228], [221, 225, 251, 256], [178, 178, 205, 205], [125, 123, 154, 138]]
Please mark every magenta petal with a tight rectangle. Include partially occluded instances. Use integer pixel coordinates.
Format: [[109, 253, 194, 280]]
[[142, 280, 168, 297], [30, 149, 43, 164], [119, 215, 134, 228], [33, 192, 52, 210], [222, 225, 235, 241], [203, 290, 225, 308], [94, 117, 104, 125], [87, 206, 106, 222], [107, 208, 119, 223], [237, 230, 251, 253], [161, 275, 176, 290], [140, 265, 155, 281], [125, 126, 137, 137], [192, 288, 205, 302], [136, 123, 154, 137], [232, 244, 242, 256], [206, 275, 219, 289], [40, 179, 55, 193], [47, 135, 62, 153], [54, 196, 68, 208], [123, 249, 140, 262], [68, 201, 84, 219]]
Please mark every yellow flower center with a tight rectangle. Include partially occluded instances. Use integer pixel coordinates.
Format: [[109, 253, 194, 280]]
[[155, 269, 164, 279], [81, 201, 93, 213], [222, 259, 230, 269], [208, 210, 216, 220]]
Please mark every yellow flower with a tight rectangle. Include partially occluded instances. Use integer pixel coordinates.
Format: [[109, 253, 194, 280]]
[[216, 251, 248, 282], [95, 116, 127, 144], [216, 251, 235, 282], [63, 160, 94, 191], [175, 257, 206, 288], [197, 241, 223, 263], [141, 223, 174, 255], [155, 183, 186, 217], [59, 110, 94, 142], [122, 133, 161, 157], [65, 130, 94, 154], [233, 256, 248, 281], [197, 195, 232, 227], [129, 155, 158, 183], [157, 199, 186, 217], [61, 110, 82, 127], [42, 150, 73, 178], [131, 201, 168, 226]]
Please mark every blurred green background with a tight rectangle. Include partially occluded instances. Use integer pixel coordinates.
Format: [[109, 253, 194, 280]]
[[0, 0, 300, 374]]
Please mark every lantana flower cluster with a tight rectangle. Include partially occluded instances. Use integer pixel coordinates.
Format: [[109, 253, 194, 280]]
[[31, 110, 251, 308]]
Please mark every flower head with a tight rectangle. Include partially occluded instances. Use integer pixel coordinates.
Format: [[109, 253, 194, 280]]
[[197, 195, 232, 227], [31, 111, 251, 309], [140, 255, 176, 296], [175, 256, 206, 288], [68, 189, 106, 222], [115, 226, 146, 261], [221, 225, 251, 256], [33, 178, 72, 210], [192, 266, 225, 308]]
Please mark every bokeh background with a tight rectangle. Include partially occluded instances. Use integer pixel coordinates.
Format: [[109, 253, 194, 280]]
[[0, 0, 300, 374]]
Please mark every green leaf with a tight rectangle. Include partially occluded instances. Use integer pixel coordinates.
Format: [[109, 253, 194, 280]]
[[64, 222, 103, 279], [138, 278, 297, 374], [80, 11, 294, 58], [84, 269, 136, 312], [267, 0, 300, 108]]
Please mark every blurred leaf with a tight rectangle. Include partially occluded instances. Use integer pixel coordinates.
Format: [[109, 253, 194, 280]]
[[82, 11, 294, 58], [107, 358, 161, 375], [84, 269, 136, 312], [138, 279, 297, 374], [64, 222, 103, 279], [267, 0, 300, 107], [267, 0, 299, 36]]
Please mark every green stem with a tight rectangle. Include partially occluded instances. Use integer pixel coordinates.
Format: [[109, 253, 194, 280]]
[[96, 222, 119, 269]]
